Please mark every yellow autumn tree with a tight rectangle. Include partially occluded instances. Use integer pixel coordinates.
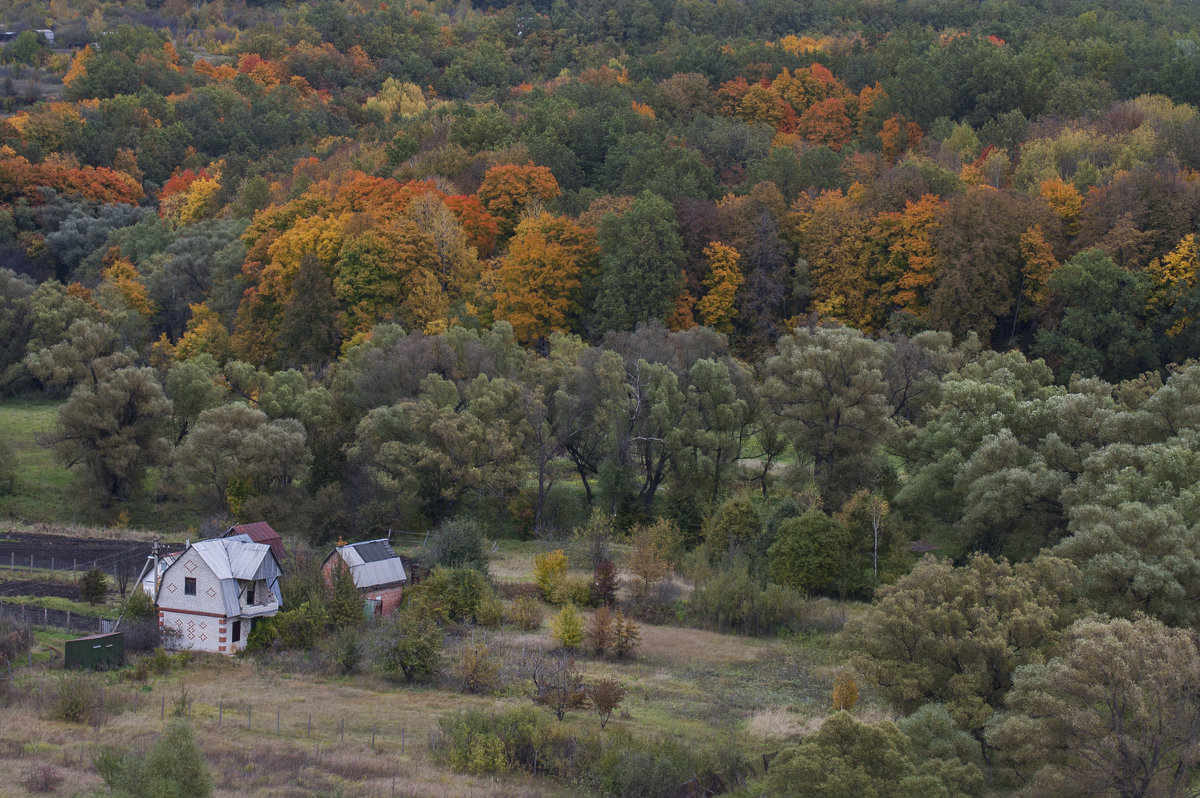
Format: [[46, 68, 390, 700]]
[[1039, 178, 1083, 238], [874, 194, 942, 320], [696, 241, 743, 333], [176, 302, 232, 362], [491, 212, 598, 341], [1018, 225, 1060, 313], [99, 256, 155, 316], [1147, 233, 1200, 335]]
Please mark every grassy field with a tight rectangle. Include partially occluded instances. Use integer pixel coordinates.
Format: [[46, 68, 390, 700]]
[[0, 399, 73, 523], [0, 612, 854, 797], [0, 522, 863, 796]]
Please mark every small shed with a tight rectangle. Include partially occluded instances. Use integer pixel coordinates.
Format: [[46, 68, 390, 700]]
[[322, 539, 407, 618], [64, 631, 124, 670]]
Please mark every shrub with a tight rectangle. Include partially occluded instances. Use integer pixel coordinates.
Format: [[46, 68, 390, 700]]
[[592, 559, 619, 606], [451, 640, 500, 694], [427, 516, 490, 574], [0, 435, 14, 495], [0, 618, 32, 665], [96, 718, 212, 798], [54, 671, 103, 724], [373, 611, 443, 683], [533, 549, 568, 603], [121, 589, 157, 620], [588, 605, 614, 656], [627, 527, 671, 605], [245, 601, 327, 652], [832, 671, 859, 711], [572, 509, 615, 570], [523, 651, 589, 721], [475, 594, 504, 628], [561, 574, 595, 606], [704, 496, 763, 556], [612, 612, 640, 660], [550, 604, 584, 652], [686, 564, 811, 636], [507, 595, 544, 631], [79, 567, 109, 605], [21, 764, 62, 793], [328, 627, 362, 675], [588, 678, 626, 728], [411, 567, 494, 625]]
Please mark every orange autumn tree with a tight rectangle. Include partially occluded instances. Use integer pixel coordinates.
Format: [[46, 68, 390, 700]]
[[790, 184, 882, 329], [696, 241, 743, 333], [798, 97, 853, 150], [476, 163, 560, 239], [873, 194, 943, 320], [1017, 225, 1060, 316], [490, 212, 599, 341], [1039, 177, 1083, 238], [234, 172, 497, 362]]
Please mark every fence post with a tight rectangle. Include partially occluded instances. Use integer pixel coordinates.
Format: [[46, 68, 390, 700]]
[[219, 699, 222, 725], [340, 717, 344, 742], [276, 708, 280, 735], [50, 557, 53, 572], [307, 713, 311, 738], [161, 695, 165, 720], [371, 724, 376, 750], [400, 728, 405, 755], [73, 560, 77, 582], [248, 706, 252, 729]]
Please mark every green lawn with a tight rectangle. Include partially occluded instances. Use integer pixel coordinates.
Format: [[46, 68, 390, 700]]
[[0, 398, 73, 522]]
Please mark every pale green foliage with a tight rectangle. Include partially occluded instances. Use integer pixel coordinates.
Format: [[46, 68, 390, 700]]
[[843, 553, 1080, 734], [763, 325, 895, 504], [988, 615, 1200, 798], [533, 549, 568, 603], [170, 402, 310, 515], [766, 712, 915, 798], [96, 719, 213, 798], [1055, 500, 1200, 627], [49, 365, 172, 507], [550, 603, 583, 652]]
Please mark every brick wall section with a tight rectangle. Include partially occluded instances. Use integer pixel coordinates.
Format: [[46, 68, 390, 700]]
[[322, 556, 404, 617]]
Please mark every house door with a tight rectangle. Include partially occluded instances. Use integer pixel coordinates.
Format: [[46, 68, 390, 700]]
[[232, 620, 242, 643]]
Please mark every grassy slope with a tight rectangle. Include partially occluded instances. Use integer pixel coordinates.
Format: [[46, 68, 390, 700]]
[[0, 399, 72, 522], [0, 528, 859, 796]]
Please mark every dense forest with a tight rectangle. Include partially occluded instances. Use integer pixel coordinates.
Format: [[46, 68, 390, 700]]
[[3, 0, 1200, 794]]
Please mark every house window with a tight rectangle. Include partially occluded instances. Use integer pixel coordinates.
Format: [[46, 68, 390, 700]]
[[184, 577, 196, 596], [247, 586, 255, 605], [232, 620, 241, 643]]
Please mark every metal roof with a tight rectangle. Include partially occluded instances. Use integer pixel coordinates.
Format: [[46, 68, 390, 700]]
[[332, 539, 407, 589], [224, 522, 286, 562], [185, 538, 284, 617]]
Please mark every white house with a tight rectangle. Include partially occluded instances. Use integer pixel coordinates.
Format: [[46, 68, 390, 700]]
[[156, 536, 283, 655]]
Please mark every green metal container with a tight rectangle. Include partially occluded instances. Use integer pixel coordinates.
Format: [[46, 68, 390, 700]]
[[64, 632, 124, 670]]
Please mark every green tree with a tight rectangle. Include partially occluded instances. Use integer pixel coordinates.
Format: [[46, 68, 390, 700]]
[[843, 553, 1081, 736], [593, 192, 685, 332], [170, 403, 310, 516], [426, 517, 490, 574], [987, 615, 1200, 798], [79, 568, 109, 605], [1034, 249, 1158, 381], [96, 718, 212, 798], [766, 712, 917, 798], [767, 509, 861, 596], [326, 559, 363, 631], [1054, 500, 1200, 628], [763, 325, 895, 504], [163, 355, 225, 445], [375, 611, 443, 683], [47, 366, 172, 509]]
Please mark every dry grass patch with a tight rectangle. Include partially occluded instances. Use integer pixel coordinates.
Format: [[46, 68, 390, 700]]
[[744, 707, 818, 742], [636, 621, 769, 665]]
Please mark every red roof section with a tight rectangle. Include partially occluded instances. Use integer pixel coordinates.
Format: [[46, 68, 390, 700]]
[[225, 522, 286, 562]]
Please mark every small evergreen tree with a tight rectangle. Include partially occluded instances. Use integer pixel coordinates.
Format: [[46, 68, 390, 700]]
[[550, 604, 583, 652], [79, 568, 109, 605]]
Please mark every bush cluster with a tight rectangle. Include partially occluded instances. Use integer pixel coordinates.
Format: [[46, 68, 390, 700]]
[[437, 706, 736, 795]]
